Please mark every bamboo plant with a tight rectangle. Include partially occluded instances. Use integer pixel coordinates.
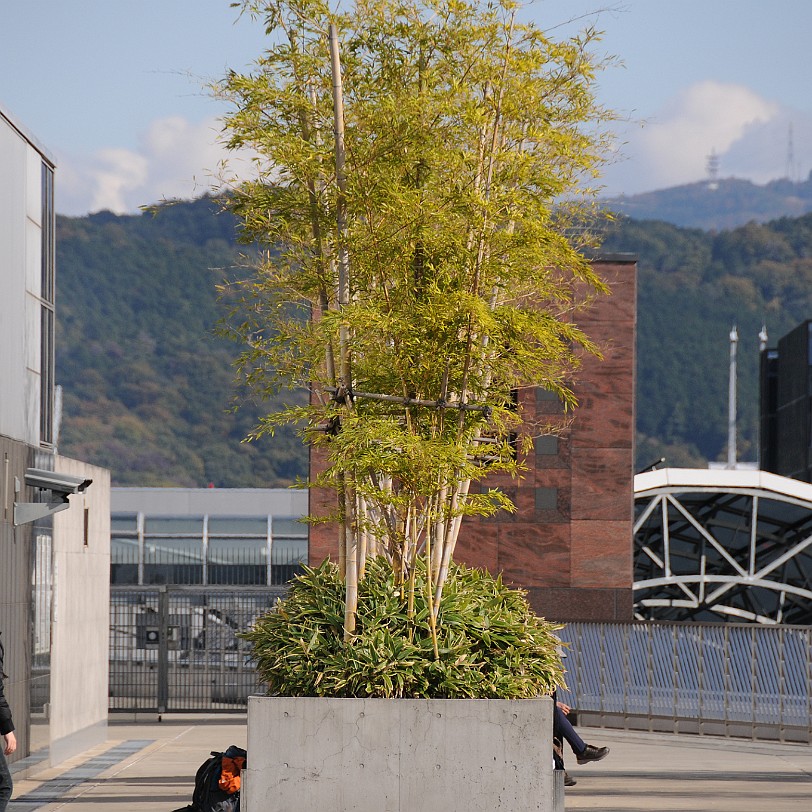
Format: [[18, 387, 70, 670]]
[[217, 0, 614, 643]]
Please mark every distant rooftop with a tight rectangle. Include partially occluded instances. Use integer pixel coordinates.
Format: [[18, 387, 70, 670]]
[[0, 100, 56, 166], [635, 466, 812, 505]]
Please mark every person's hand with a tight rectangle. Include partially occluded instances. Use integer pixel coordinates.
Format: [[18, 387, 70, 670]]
[[556, 701, 571, 715], [3, 731, 16, 756]]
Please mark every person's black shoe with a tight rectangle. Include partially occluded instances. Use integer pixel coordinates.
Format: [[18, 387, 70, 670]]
[[564, 772, 577, 787], [576, 744, 609, 765]]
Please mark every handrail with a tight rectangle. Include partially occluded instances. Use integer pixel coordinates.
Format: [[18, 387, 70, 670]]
[[556, 621, 812, 743]]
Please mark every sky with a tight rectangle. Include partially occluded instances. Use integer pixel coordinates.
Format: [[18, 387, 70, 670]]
[[2, 0, 811, 216]]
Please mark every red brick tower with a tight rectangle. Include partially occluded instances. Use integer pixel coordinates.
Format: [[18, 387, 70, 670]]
[[309, 255, 637, 622]]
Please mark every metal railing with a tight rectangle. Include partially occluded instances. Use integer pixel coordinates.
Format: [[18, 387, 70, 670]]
[[556, 621, 812, 743], [109, 586, 285, 713], [109, 592, 812, 742]]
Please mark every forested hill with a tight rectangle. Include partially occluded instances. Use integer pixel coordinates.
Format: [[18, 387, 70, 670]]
[[55, 196, 812, 484], [56, 197, 306, 487], [602, 214, 812, 468]]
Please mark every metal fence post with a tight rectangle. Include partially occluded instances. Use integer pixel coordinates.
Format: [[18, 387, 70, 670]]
[[808, 628, 812, 743], [599, 623, 606, 719], [646, 622, 653, 726], [698, 624, 704, 734], [157, 586, 169, 714], [622, 623, 629, 722], [672, 625, 678, 731], [778, 626, 785, 742], [575, 623, 583, 710], [723, 624, 730, 735], [751, 625, 757, 737]]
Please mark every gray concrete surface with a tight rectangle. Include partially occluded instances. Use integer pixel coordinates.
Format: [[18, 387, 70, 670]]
[[7, 716, 812, 811], [562, 727, 812, 812], [9, 714, 247, 812], [245, 696, 556, 812]]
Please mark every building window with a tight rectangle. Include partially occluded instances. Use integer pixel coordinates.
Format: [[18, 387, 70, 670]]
[[534, 435, 559, 455], [31, 531, 53, 716], [111, 536, 139, 585], [208, 537, 268, 585], [40, 162, 55, 446], [536, 387, 560, 402], [110, 512, 308, 586], [142, 516, 205, 585], [144, 536, 204, 585], [41, 163, 55, 301], [535, 487, 558, 512]]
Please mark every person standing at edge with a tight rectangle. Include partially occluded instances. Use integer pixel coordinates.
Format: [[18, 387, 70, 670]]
[[0, 634, 16, 812]]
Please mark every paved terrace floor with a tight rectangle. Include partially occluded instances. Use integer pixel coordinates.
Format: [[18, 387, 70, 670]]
[[7, 716, 812, 811]]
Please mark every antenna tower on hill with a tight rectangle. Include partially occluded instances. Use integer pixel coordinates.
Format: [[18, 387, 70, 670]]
[[786, 123, 798, 182], [706, 149, 719, 190]]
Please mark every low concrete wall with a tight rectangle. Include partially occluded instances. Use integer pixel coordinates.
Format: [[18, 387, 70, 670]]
[[245, 695, 560, 812], [50, 456, 110, 766]]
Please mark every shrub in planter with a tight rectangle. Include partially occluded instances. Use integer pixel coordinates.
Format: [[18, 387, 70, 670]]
[[241, 556, 564, 699], [219, 0, 612, 644]]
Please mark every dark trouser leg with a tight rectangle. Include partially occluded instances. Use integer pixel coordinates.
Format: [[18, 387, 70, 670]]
[[553, 736, 565, 770], [0, 751, 12, 812], [553, 703, 586, 756]]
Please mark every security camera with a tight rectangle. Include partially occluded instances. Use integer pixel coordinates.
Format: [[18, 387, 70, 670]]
[[13, 468, 94, 526], [24, 468, 93, 498]]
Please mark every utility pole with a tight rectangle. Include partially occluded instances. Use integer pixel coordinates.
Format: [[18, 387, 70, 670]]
[[759, 324, 768, 352], [728, 325, 738, 469]]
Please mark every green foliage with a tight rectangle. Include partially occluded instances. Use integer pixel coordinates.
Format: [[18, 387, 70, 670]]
[[603, 213, 812, 469], [218, 0, 614, 617], [220, 0, 613, 426], [56, 197, 308, 487], [241, 557, 564, 698]]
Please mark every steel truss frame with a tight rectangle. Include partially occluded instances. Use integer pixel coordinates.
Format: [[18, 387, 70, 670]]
[[634, 474, 812, 624]]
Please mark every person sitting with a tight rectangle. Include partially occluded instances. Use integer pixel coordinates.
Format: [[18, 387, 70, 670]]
[[553, 696, 609, 787]]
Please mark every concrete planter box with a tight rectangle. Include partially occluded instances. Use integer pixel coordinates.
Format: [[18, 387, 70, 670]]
[[244, 695, 562, 811]]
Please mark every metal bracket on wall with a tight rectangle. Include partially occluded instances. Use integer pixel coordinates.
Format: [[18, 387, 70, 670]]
[[13, 499, 72, 526]]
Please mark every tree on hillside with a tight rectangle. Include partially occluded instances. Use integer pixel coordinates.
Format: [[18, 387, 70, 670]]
[[217, 0, 613, 642]]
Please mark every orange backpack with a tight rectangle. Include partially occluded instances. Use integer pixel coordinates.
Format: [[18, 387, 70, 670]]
[[218, 755, 246, 794]]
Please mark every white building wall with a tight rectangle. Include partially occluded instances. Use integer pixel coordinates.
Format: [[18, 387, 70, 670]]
[[50, 457, 111, 765], [1, 105, 110, 767], [112, 486, 308, 517], [0, 114, 29, 443], [0, 106, 51, 447]]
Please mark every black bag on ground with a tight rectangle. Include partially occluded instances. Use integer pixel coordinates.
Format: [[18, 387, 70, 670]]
[[173, 744, 247, 812]]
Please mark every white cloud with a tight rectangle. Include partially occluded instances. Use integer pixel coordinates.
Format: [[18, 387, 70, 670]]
[[602, 81, 781, 195], [90, 148, 149, 213], [723, 113, 812, 184], [55, 116, 245, 216], [55, 84, 808, 212]]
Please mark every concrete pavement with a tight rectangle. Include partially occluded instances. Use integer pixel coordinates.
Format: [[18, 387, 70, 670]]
[[9, 715, 247, 812], [7, 716, 812, 811], [562, 727, 812, 812]]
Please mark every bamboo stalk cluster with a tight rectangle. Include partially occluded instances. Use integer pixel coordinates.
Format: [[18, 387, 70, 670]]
[[217, 0, 613, 643]]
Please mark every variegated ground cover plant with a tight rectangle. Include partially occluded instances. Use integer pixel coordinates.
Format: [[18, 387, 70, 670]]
[[241, 558, 565, 698]]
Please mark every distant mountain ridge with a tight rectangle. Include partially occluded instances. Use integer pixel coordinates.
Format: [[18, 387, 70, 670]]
[[603, 175, 812, 231], [54, 194, 812, 485]]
